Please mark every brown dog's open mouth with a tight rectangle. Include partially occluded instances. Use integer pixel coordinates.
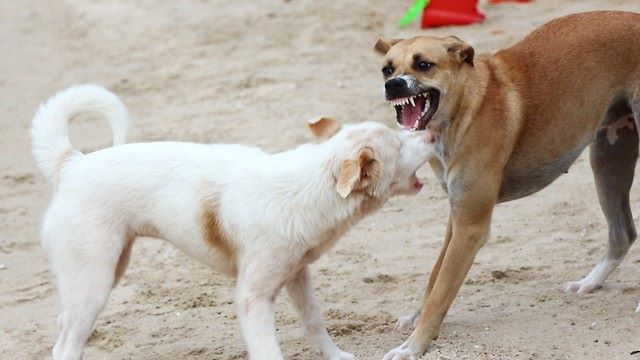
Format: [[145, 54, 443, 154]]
[[389, 88, 440, 131]]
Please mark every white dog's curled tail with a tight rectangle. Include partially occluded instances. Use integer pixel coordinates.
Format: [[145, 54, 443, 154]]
[[30, 84, 129, 181]]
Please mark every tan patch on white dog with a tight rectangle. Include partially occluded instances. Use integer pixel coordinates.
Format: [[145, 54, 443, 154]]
[[200, 185, 236, 268], [51, 148, 75, 186], [336, 147, 380, 198], [308, 116, 340, 139]]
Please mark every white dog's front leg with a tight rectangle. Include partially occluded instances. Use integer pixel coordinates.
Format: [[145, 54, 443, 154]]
[[286, 266, 355, 360], [236, 258, 288, 360]]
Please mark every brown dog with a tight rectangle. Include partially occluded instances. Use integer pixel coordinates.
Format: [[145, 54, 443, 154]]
[[375, 11, 640, 359]]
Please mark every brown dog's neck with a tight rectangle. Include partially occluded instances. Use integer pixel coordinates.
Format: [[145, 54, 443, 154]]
[[432, 56, 524, 182], [432, 59, 493, 162]]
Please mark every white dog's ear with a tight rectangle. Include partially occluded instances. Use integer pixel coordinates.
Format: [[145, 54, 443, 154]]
[[336, 147, 380, 198], [374, 37, 403, 55], [308, 116, 341, 139]]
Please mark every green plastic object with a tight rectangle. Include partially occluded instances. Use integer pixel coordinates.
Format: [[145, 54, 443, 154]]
[[399, 0, 430, 28]]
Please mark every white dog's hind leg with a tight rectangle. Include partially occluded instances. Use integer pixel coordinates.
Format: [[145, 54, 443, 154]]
[[286, 266, 354, 360], [50, 224, 124, 360]]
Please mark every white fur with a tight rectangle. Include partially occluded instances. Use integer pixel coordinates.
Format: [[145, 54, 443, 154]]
[[564, 258, 622, 294], [383, 342, 417, 360], [395, 313, 419, 331], [31, 84, 129, 181], [32, 85, 434, 360]]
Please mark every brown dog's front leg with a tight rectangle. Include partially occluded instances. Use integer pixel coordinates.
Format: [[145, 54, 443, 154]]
[[413, 216, 490, 346], [384, 196, 495, 359]]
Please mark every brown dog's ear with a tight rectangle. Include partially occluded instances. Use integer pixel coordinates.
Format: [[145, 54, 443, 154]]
[[445, 37, 474, 66], [374, 37, 403, 55], [308, 116, 341, 139], [336, 147, 380, 198]]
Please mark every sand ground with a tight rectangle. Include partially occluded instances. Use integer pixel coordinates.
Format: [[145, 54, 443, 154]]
[[1, 1, 639, 359]]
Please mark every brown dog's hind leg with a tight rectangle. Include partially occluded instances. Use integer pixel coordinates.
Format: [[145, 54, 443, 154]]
[[565, 99, 638, 294], [633, 84, 640, 127], [632, 85, 640, 311]]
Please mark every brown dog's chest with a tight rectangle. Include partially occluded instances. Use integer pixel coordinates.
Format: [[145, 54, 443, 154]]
[[431, 140, 587, 203]]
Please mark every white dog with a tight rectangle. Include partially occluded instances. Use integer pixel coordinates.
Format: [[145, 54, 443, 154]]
[[31, 85, 434, 360]]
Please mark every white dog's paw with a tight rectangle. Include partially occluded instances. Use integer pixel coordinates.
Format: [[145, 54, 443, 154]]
[[325, 349, 355, 360], [395, 314, 418, 332], [564, 279, 600, 294], [382, 343, 417, 360]]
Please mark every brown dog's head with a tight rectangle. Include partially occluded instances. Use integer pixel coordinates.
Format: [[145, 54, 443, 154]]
[[374, 36, 474, 131]]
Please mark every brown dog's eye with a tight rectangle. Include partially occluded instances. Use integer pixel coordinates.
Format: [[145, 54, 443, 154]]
[[417, 61, 433, 71], [382, 66, 394, 77]]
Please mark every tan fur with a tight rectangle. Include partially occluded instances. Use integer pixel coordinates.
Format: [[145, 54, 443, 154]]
[[51, 148, 75, 187], [308, 116, 341, 139], [376, 11, 640, 355], [336, 159, 361, 198], [336, 146, 380, 198], [200, 183, 237, 274], [374, 37, 402, 55]]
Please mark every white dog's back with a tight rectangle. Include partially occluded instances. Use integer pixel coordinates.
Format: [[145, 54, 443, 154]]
[[44, 139, 274, 267]]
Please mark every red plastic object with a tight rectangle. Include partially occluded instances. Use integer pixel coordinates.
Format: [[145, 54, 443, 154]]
[[421, 0, 485, 28]]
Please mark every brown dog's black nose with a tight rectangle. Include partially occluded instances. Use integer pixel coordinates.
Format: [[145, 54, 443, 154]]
[[385, 77, 409, 100], [385, 77, 407, 92]]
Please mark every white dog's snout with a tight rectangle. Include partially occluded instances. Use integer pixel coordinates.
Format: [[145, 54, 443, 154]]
[[398, 75, 418, 88]]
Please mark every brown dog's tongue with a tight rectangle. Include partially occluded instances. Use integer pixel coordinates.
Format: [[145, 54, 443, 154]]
[[401, 103, 422, 128]]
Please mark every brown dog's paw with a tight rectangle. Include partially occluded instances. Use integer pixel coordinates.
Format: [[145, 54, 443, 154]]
[[383, 343, 417, 360]]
